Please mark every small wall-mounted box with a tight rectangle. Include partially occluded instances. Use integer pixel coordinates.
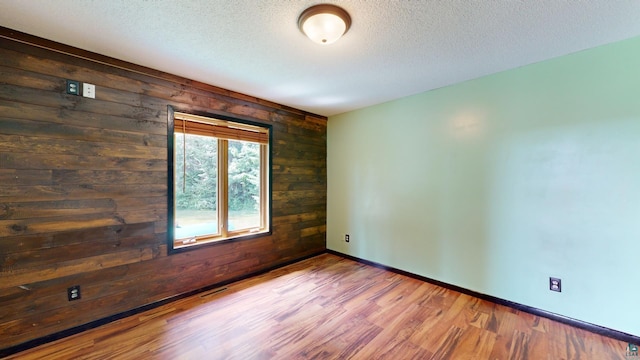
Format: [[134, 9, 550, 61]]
[[67, 285, 81, 301], [66, 80, 81, 95], [83, 83, 96, 99]]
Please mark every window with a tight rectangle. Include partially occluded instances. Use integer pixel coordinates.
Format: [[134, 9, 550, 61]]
[[167, 107, 271, 253]]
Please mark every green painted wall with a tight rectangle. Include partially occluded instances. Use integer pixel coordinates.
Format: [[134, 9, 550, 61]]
[[327, 36, 640, 336]]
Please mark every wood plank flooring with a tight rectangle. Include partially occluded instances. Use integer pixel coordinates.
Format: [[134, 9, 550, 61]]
[[4, 253, 629, 359]]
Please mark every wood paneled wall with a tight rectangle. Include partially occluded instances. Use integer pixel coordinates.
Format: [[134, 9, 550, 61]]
[[0, 28, 326, 350]]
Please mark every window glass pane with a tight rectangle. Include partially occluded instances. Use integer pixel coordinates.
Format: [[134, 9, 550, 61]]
[[174, 133, 218, 239], [228, 140, 261, 231]]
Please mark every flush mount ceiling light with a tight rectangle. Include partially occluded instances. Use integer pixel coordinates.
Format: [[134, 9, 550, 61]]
[[298, 4, 351, 45]]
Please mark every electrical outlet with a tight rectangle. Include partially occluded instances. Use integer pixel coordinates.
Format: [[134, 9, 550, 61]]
[[67, 285, 81, 301], [549, 277, 561, 292], [66, 80, 80, 95], [345, 234, 350, 242], [83, 83, 96, 99]]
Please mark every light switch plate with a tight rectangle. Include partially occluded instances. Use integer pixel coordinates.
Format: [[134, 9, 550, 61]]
[[83, 83, 96, 99]]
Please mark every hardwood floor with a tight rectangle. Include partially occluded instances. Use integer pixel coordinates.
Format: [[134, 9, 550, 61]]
[[5, 253, 629, 359]]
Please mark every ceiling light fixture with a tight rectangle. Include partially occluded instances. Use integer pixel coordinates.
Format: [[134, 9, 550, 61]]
[[298, 4, 351, 45]]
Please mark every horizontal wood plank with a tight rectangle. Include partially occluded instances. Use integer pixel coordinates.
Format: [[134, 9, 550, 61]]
[[1, 246, 158, 289], [0, 199, 116, 220], [0, 115, 166, 147], [0, 213, 124, 237], [0, 134, 164, 159], [0, 222, 156, 254]]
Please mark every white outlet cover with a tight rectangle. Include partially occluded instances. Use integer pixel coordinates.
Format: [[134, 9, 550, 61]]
[[83, 83, 95, 99]]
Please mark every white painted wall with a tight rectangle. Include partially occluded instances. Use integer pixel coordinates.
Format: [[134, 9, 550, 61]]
[[327, 36, 640, 336]]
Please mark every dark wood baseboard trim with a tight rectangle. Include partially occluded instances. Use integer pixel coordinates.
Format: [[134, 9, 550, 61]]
[[0, 251, 325, 358], [326, 249, 640, 345]]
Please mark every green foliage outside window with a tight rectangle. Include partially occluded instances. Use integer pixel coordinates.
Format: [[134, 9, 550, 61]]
[[228, 140, 260, 212], [175, 134, 260, 212]]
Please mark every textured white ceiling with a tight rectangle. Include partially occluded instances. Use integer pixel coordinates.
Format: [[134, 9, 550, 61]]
[[1, 0, 640, 116]]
